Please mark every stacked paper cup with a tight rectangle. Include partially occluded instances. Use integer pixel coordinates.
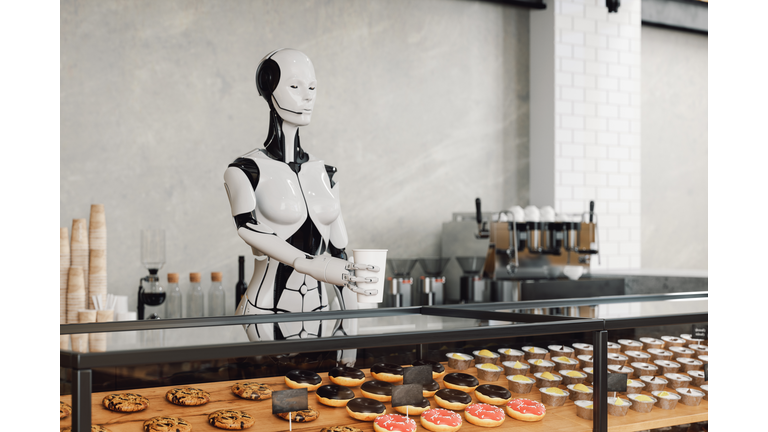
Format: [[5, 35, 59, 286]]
[[90, 309, 113, 352], [74, 309, 97, 353], [70, 219, 89, 305], [88, 205, 107, 308], [66, 267, 86, 324], [60, 228, 71, 349]]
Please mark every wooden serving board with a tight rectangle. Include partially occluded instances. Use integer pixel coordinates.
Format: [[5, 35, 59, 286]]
[[60, 361, 707, 432]]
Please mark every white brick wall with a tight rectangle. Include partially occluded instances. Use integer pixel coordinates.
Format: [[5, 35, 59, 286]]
[[553, 0, 642, 270]]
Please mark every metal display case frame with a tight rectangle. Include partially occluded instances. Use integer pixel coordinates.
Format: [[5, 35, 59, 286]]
[[60, 291, 707, 432]]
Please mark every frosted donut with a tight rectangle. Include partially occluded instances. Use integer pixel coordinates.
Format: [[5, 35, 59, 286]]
[[393, 397, 431, 415], [373, 414, 417, 432], [434, 388, 472, 410], [328, 366, 366, 387], [420, 408, 462, 432], [284, 369, 322, 391], [464, 403, 506, 427], [346, 397, 386, 421], [505, 398, 546, 422], [474, 384, 512, 405], [371, 363, 404, 383], [315, 384, 355, 407], [413, 359, 447, 380], [442, 372, 479, 392], [361, 380, 394, 402]]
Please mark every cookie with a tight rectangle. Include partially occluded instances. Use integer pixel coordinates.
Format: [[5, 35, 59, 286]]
[[208, 409, 256, 430], [166, 387, 210, 406], [142, 416, 192, 432], [231, 381, 273, 400], [60, 426, 112, 432], [276, 408, 319, 422], [102, 393, 149, 412], [60, 401, 72, 418], [321, 427, 363, 432]]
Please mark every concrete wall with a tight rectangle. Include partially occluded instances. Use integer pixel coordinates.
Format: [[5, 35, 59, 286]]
[[60, 0, 531, 313], [641, 25, 707, 270]]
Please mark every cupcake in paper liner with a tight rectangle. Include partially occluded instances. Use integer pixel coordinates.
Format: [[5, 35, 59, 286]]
[[497, 348, 524, 363], [607, 341, 621, 354], [640, 337, 665, 351], [572, 343, 593, 357], [647, 348, 674, 362], [661, 335, 686, 348], [686, 370, 707, 387], [652, 390, 681, 410], [473, 349, 500, 365], [548, 344, 575, 358], [560, 369, 587, 386], [669, 345, 695, 358], [446, 352, 473, 370], [627, 393, 657, 413], [502, 360, 530, 377], [607, 352, 628, 366], [539, 387, 569, 407], [533, 371, 562, 389], [527, 358, 555, 374], [689, 344, 708, 356], [654, 359, 681, 375], [625, 350, 651, 364], [631, 362, 658, 378], [701, 384, 708, 400], [552, 355, 579, 371], [676, 357, 703, 372], [521, 346, 548, 361], [607, 396, 631, 416], [475, 362, 503, 381], [676, 387, 704, 406], [567, 383, 593, 401], [639, 375, 668, 392], [577, 355, 594, 369], [618, 339, 643, 352], [626, 378, 645, 394], [664, 373, 692, 389], [506, 374, 535, 394], [583, 367, 594, 385], [607, 364, 634, 377], [574, 400, 594, 420]]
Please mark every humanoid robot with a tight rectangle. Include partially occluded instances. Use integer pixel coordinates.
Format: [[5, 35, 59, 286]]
[[223, 49, 379, 353]]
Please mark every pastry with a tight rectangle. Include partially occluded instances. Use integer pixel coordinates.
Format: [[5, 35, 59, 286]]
[[321, 427, 363, 432], [501, 360, 529, 376], [231, 381, 273, 400], [701, 384, 708, 400], [422, 379, 440, 398], [284, 369, 323, 391], [652, 391, 681, 410], [681, 333, 705, 345], [607, 353, 628, 366], [574, 400, 593, 420], [572, 343, 593, 357], [640, 375, 668, 392], [472, 349, 500, 365], [371, 363, 404, 383], [527, 358, 555, 374], [316, 384, 355, 407], [548, 345, 575, 358], [534, 371, 562, 389], [464, 403, 506, 427], [443, 372, 479, 392], [207, 409, 256, 430], [393, 397, 431, 415], [329, 366, 366, 387], [583, 367, 594, 385], [654, 359, 681, 375], [687, 369, 707, 387], [60, 427, 111, 432], [665, 373, 692, 389], [539, 387, 569, 407], [698, 354, 709, 364], [576, 354, 593, 369], [276, 408, 319, 422], [60, 401, 72, 419], [165, 387, 210, 406], [631, 362, 658, 378], [677, 357, 703, 372], [446, 352, 473, 370], [607, 396, 631, 416], [560, 369, 587, 385], [669, 345, 696, 359], [689, 344, 708, 356], [497, 348, 524, 363], [661, 335, 686, 348], [102, 393, 149, 412], [475, 362, 503, 381], [142, 416, 192, 432], [567, 383, 593, 401], [640, 337, 665, 351], [346, 397, 386, 421], [648, 348, 674, 362], [551, 355, 579, 370], [607, 364, 633, 377], [374, 414, 417, 432], [677, 387, 704, 406], [420, 408, 462, 432], [618, 339, 643, 352], [413, 359, 447, 380], [434, 388, 472, 410], [607, 342, 621, 353], [505, 398, 546, 422], [627, 394, 656, 413], [506, 374, 535, 394], [521, 346, 548, 360], [361, 380, 394, 402], [624, 350, 651, 364], [474, 384, 512, 405], [626, 378, 645, 394]]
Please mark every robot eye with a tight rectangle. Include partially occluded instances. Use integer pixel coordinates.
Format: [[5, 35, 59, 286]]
[[290, 85, 298, 89], [309, 87, 316, 91]]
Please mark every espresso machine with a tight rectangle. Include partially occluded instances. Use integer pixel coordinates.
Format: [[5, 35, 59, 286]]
[[417, 257, 449, 306], [138, 229, 166, 320], [455, 256, 487, 303], [385, 259, 417, 308]]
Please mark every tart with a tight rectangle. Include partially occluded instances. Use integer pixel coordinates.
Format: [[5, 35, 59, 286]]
[[686, 370, 707, 387], [681, 333, 705, 345], [618, 339, 643, 352], [505, 398, 546, 422], [654, 359, 681, 375], [661, 335, 686, 348], [574, 400, 594, 420], [475, 362, 503, 381], [539, 387, 569, 407], [506, 374, 535, 394], [527, 358, 555, 374], [473, 349, 500, 365], [677, 357, 703, 372], [677, 387, 705, 406], [664, 373, 692, 389], [572, 343, 593, 357], [583, 367, 594, 385], [446, 352, 473, 370], [624, 350, 651, 364], [701, 384, 708, 400], [639, 337, 665, 351], [560, 369, 587, 385], [607, 364, 634, 377], [533, 371, 562, 389], [567, 383, 593, 401], [502, 360, 530, 376], [548, 345, 575, 358], [626, 378, 645, 394], [522, 346, 548, 360], [464, 403, 506, 427], [577, 354, 594, 369], [669, 345, 696, 358], [607, 396, 631, 416], [689, 344, 708, 356], [652, 390, 681, 410], [627, 393, 656, 413], [607, 341, 621, 353], [551, 355, 579, 370], [607, 352, 628, 366], [631, 362, 658, 378], [497, 348, 524, 363], [639, 375, 668, 392], [698, 354, 709, 364], [647, 348, 674, 362], [420, 408, 462, 432]]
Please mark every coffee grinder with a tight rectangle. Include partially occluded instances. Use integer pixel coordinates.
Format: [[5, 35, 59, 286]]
[[417, 257, 450, 306], [456, 256, 487, 303], [385, 259, 417, 308], [137, 229, 166, 320]]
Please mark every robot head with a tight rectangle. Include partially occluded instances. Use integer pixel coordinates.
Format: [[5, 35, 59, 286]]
[[256, 49, 316, 127]]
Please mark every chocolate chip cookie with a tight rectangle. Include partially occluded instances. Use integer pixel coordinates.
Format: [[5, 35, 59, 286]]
[[142, 416, 192, 432], [321, 427, 363, 432], [60, 401, 72, 418], [60, 426, 112, 432], [208, 409, 256, 430], [165, 387, 210, 406], [276, 408, 319, 422], [231, 381, 273, 400], [102, 393, 149, 412]]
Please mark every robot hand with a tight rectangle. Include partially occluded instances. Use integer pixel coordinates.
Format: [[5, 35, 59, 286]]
[[292, 255, 380, 296]]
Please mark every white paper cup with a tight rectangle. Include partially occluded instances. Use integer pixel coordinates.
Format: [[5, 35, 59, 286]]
[[352, 249, 387, 303]]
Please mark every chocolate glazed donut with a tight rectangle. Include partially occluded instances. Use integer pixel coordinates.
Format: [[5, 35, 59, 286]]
[[371, 363, 404, 383], [361, 380, 395, 402], [475, 384, 512, 405], [422, 379, 440, 397], [315, 384, 355, 407], [285, 369, 322, 391], [413, 359, 447, 379], [434, 388, 472, 410], [394, 396, 431, 415], [346, 397, 386, 421], [328, 366, 366, 387], [443, 372, 479, 392]]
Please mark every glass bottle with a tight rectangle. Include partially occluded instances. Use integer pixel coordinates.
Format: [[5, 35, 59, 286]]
[[208, 271, 226, 316], [165, 273, 183, 319], [187, 272, 204, 318]]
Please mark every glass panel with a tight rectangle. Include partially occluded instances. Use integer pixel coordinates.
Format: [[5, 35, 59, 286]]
[[486, 297, 707, 319]]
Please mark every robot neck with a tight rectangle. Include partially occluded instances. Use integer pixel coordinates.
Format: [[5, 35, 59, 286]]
[[264, 110, 308, 166]]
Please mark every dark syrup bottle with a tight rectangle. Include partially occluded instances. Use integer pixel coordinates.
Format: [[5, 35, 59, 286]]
[[235, 256, 247, 310]]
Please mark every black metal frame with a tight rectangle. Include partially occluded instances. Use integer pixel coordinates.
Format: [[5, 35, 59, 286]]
[[60, 292, 707, 432]]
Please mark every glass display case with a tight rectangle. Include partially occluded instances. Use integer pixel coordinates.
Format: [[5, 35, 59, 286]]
[[60, 291, 707, 432]]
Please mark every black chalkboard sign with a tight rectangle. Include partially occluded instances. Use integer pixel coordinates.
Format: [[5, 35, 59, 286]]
[[606, 373, 628, 393], [404, 365, 433, 385], [272, 388, 308, 414], [691, 324, 708, 341], [704, 363, 708, 382], [392, 384, 424, 408]]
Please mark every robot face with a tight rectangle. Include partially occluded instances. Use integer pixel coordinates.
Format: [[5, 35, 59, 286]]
[[270, 49, 317, 127]]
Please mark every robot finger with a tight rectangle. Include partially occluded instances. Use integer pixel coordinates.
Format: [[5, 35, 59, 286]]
[[346, 282, 378, 296], [345, 263, 380, 272], [343, 274, 378, 284]]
